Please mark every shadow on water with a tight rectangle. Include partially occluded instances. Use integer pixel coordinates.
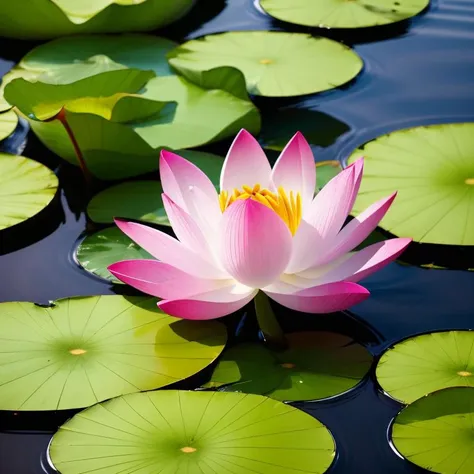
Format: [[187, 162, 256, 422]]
[[1, 0, 474, 472]]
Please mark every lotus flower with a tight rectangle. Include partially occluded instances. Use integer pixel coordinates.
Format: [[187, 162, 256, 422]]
[[108, 130, 411, 320]]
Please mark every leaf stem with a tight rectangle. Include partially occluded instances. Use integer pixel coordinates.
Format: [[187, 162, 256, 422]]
[[254, 291, 287, 349]]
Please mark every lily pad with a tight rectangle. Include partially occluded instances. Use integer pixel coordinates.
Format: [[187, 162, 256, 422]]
[[50, 390, 336, 474], [0, 153, 58, 231], [168, 31, 363, 97], [0, 295, 226, 410], [376, 331, 474, 404], [347, 122, 474, 245], [0, 0, 196, 39], [316, 160, 342, 189], [260, 0, 429, 29], [391, 387, 474, 474], [0, 110, 18, 141], [205, 332, 373, 401], [75, 227, 153, 283], [87, 151, 224, 224]]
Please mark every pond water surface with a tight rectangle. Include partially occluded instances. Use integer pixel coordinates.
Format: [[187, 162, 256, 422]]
[[1, 0, 474, 473]]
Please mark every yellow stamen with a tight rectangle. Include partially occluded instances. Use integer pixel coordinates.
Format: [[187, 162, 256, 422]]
[[219, 183, 302, 235]]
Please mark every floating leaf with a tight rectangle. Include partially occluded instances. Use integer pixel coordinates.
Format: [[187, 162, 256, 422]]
[[168, 31, 363, 97], [316, 160, 342, 189], [205, 332, 372, 401], [76, 227, 153, 283], [260, 0, 429, 29], [0, 153, 58, 231], [376, 331, 474, 404], [347, 122, 474, 245], [0, 1, 196, 39], [0, 296, 226, 410], [392, 387, 474, 474], [50, 390, 336, 474], [0, 110, 18, 141], [87, 151, 224, 224]]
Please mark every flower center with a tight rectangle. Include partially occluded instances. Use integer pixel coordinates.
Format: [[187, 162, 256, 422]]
[[219, 184, 302, 235]]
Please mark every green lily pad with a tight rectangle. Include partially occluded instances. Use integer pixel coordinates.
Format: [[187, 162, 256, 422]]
[[75, 227, 153, 283], [168, 31, 363, 97], [50, 390, 336, 474], [392, 387, 474, 474], [347, 122, 474, 245], [376, 331, 474, 404], [204, 332, 373, 401], [260, 0, 429, 29], [0, 295, 226, 410], [87, 151, 224, 224], [0, 1, 196, 39], [87, 182, 168, 226], [316, 160, 342, 189], [0, 153, 58, 231], [0, 110, 18, 141]]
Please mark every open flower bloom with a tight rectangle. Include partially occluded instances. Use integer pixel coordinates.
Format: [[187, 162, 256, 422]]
[[108, 130, 411, 320]]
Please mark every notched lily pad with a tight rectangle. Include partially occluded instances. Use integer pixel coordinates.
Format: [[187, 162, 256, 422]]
[[377, 330, 474, 404], [0, 295, 226, 410], [168, 31, 363, 97], [204, 331, 373, 401], [260, 0, 429, 29], [50, 390, 336, 474], [392, 387, 474, 474], [0, 153, 58, 231], [348, 122, 474, 245], [75, 226, 153, 283]]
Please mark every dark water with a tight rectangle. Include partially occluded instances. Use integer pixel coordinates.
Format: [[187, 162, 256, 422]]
[[1, 0, 474, 472]]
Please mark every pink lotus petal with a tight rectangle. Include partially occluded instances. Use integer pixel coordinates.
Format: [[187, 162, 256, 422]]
[[162, 193, 211, 257], [304, 163, 356, 239], [160, 150, 221, 230], [316, 238, 412, 284], [158, 284, 257, 320], [285, 219, 325, 274], [108, 260, 228, 299], [312, 192, 397, 268], [346, 157, 364, 213], [220, 199, 292, 288], [264, 281, 370, 313], [114, 219, 226, 279], [220, 129, 272, 193], [271, 132, 316, 209]]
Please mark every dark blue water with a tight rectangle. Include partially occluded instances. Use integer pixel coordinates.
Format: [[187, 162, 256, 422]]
[[1, 0, 474, 472]]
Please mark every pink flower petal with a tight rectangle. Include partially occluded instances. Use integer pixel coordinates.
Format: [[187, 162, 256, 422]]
[[160, 150, 221, 232], [158, 284, 257, 320], [220, 199, 292, 288], [271, 132, 316, 209], [346, 157, 364, 213], [114, 219, 226, 279], [312, 192, 397, 268], [316, 238, 412, 284], [108, 260, 228, 299], [304, 163, 356, 239], [220, 129, 272, 193], [264, 281, 369, 313]]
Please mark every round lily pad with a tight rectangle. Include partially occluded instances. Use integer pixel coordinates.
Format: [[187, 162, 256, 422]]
[[50, 390, 336, 474], [391, 387, 474, 474], [86, 151, 224, 224], [316, 160, 342, 189], [168, 31, 363, 97], [75, 227, 153, 283], [87, 181, 168, 226], [260, 0, 429, 29], [0, 110, 18, 141], [347, 122, 474, 245], [0, 295, 226, 410], [0, 153, 58, 231], [204, 332, 373, 401], [376, 331, 474, 404]]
